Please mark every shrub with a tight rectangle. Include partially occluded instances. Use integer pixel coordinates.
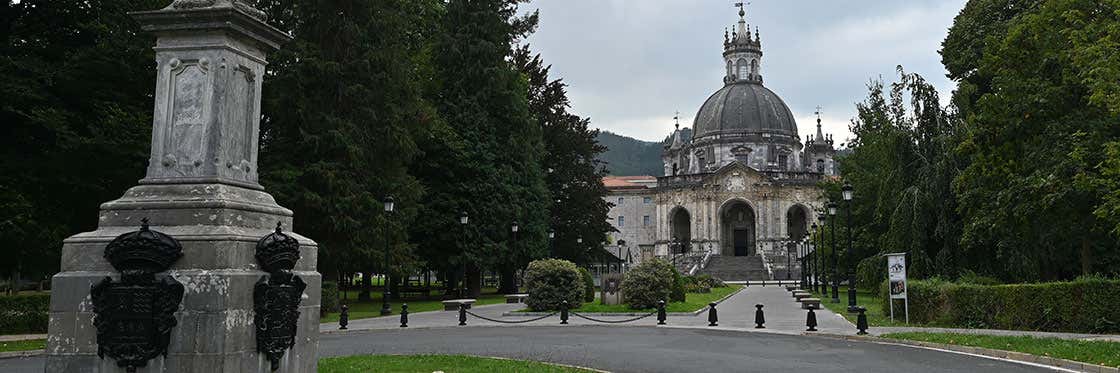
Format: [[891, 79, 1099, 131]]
[[579, 268, 595, 302], [523, 259, 585, 311], [670, 266, 686, 302], [880, 278, 1120, 333], [321, 281, 340, 315], [689, 274, 726, 288], [621, 259, 675, 309], [0, 293, 50, 334]]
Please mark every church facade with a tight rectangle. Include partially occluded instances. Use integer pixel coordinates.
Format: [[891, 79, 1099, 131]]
[[604, 8, 837, 280]]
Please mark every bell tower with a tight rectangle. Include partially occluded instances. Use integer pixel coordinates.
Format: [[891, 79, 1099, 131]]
[[723, 3, 763, 84]]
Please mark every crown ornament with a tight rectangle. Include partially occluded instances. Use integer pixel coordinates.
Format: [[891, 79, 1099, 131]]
[[256, 222, 301, 273], [104, 218, 184, 273]]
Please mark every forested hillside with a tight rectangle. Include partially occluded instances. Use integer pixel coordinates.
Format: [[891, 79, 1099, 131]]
[[595, 128, 691, 176]]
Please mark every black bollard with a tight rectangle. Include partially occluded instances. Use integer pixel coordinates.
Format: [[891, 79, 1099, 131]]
[[339, 304, 349, 330], [806, 306, 818, 332], [754, 304, 766, 329], [560, 300, 569, 325], [400, 303, 409, 328], [707, 302, 718, 327], [458, 302, 467, 326], [657, 300, 667, 325], [856, 307, 869, 335]]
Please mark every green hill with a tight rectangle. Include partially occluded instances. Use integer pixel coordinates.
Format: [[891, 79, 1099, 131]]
[[595, 129, 691, 176]]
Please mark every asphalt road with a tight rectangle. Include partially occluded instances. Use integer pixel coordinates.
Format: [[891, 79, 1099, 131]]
[[4, 326, 1061, 372], [318, 326, 1059, 373]]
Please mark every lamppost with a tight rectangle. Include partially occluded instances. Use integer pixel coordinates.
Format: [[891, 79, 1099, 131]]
[[510, 221, 519, 293], [547, 228, 555, 258], [843, 182, 859, 312], [801, 237, 809, 288], [670, 236, 680, 264], [459, 211, 469, 299], [785, 239, 793, 281], [617, 240, 627, 273], [810, 222, 819, 293], [576, 236, 584, 265], [380, 196, 395, 316], [828, 201, 839, 303]]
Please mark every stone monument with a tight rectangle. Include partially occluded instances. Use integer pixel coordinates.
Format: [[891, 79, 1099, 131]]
[[45, 1, 320, 372]]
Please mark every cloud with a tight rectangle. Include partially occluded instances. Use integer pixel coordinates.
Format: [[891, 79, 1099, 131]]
[[524, 0, 965, 144]]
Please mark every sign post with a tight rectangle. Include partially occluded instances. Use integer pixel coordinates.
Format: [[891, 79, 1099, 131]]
[[886, 253, 908, 324]]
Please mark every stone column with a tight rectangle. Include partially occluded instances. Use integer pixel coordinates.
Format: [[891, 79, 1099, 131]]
[[45, 1, 320, 372]]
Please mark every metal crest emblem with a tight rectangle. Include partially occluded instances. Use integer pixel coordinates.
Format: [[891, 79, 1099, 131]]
[[254, 222, 305, 371], [91, 218, 184, 373]]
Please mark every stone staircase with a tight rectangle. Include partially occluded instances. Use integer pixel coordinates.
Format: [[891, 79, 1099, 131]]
[[698, 255, 770, 281]]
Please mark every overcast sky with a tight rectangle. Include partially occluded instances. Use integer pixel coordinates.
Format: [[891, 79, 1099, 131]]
[[521, 0, 966, 144]]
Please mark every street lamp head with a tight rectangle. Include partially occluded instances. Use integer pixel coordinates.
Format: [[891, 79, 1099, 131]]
[[459, 211, 469, 225], [383, 196, 395, 213], [511, 221, 519, 233], [828, 202, 837, 216], [842, 181, 854, 201], [811, 223, 818, 231], [818, 213, 825, 223], [576, 237, 583, 244], [618, 240, 626, 247], [548, 229, 555, 239]]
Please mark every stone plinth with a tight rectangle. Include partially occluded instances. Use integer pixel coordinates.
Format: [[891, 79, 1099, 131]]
[[44, 2, 318, 372]]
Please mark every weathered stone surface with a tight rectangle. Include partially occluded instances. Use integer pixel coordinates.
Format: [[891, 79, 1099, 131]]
[[45, 2, 316, 372]]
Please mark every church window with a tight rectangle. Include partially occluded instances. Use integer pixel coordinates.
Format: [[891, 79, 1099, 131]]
[[643, 197, 652, 204], [816, 159, 825, 173], [751, 59, 759, 75], [618, 197, 624, 205], [643, 215, 651, 226], [778, 154, 788, 170], [736, 59, 748, 79], [726, 60, 733, 77], [672, 163, 679, 176], [618, 216, 625, 227], [767, 145, 777, 162]]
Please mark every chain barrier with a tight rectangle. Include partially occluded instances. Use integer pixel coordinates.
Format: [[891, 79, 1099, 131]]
[[569, 310, 658, 324], [463, 308, 559, 324]]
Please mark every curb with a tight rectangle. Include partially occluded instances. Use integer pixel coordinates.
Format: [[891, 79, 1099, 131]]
[[502, 286, 745, 317], [813, 333, 1118, 373]]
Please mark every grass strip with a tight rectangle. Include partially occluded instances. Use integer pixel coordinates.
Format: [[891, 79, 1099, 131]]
[[0, 339, 45, 353], [880, 332, 1120, 368]]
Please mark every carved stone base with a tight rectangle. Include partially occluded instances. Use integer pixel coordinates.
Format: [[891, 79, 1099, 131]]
[[45, 183, 320, 373]]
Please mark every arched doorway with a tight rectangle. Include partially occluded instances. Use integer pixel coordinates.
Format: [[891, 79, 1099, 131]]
[[721, 201, 756, 256], [670, 207, 691, 253], [787, 204, 809, 240]]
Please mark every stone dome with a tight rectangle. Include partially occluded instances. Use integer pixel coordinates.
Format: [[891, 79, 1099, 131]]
[[692, 81, 798, 139]]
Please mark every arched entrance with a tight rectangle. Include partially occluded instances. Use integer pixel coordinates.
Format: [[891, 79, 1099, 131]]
[[670, 207, 691, 253], [720, 201, 756, 256], [787, 204, 809, 240]]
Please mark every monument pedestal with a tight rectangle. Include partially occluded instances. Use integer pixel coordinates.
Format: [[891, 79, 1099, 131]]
[[45, 2, 319, 372]]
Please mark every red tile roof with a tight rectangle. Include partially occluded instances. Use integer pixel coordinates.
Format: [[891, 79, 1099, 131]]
[[603, 176, 656, 190]]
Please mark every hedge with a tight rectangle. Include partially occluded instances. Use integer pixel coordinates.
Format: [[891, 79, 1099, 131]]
[[321, 281, 340, 315], [0, 293, 50, 334], [881, 278, 1120, 333], [523, 259, 585, 311]]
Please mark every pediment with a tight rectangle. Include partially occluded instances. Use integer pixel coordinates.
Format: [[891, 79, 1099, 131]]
[[706, 161, 769, 192]]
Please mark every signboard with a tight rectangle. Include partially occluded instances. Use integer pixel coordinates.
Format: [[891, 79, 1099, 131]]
[[885, 253, 909, 323]]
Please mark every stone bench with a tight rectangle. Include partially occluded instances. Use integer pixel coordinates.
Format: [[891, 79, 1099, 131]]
[[443, 299, 475, 311], [785, 285, 800, 292], [794, 293, 813, 301], [505, 294, 528, 304], [792, 290, 810, 298], [800, 298, 821, 309]]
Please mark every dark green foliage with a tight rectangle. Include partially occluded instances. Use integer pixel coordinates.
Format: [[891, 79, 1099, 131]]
[[881, 279, 1120, 333], [320, 281, 340, 314], [0, 0, 165, 280], [580, 268, 595, 302], [621, 259, 674, 309], [669, 267, 686, 302], [594, 129, 692, 177], [523, 259, 584, 311], [687, 274, 726, 289], [0, 294, 50, 334], [256, 0, 439, 280], [514, 46, 613, 265]]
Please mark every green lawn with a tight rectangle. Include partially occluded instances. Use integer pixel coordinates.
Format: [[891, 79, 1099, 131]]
[[319, 354, 596, 373], [881, 332, 1120, 368], [810, 289, 911, 327], [517, 285, 742, 313], [0, 339, 45, 353], [323, 289, 506, 323]]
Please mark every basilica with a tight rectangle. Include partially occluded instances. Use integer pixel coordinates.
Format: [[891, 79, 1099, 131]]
[[604, 7, 837, 280]]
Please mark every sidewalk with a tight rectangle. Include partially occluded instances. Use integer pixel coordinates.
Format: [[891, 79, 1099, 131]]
[[320, 286, 858, 335]]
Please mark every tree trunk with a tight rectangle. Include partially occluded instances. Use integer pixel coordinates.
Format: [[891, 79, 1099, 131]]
[[466, 264, 482, 298], [358, 271, 372, 301], [1080, 237, 1092, 276], [498, 265, 518, 294]]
